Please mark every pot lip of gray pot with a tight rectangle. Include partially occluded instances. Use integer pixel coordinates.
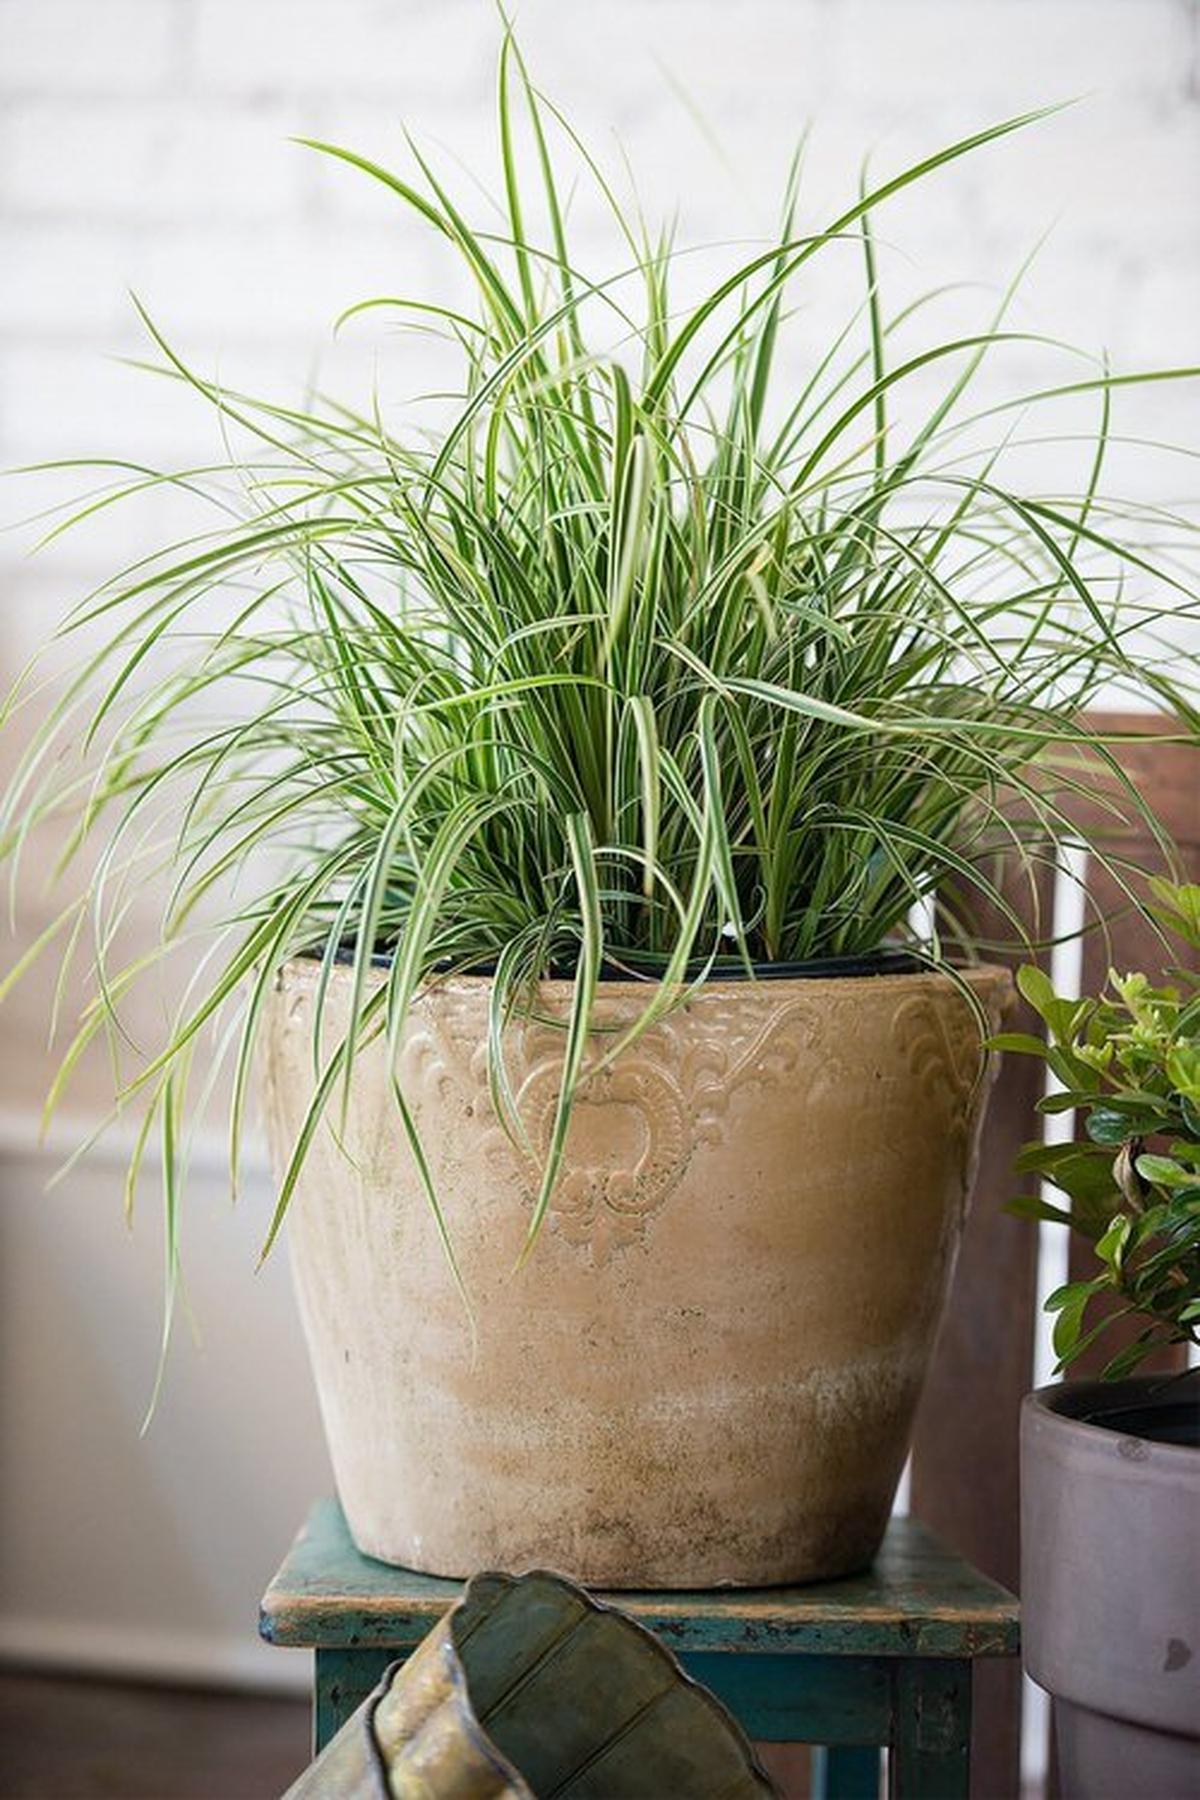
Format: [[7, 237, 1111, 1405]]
[[283, 950, 1013, 1004], [1024, 1375, 1200, 1465]]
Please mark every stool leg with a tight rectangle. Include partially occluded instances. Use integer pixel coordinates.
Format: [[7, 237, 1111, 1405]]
[[314, 1646, 393, 1752], [811, 1744, 881, 1798], [890, 1660, 971, 1800]]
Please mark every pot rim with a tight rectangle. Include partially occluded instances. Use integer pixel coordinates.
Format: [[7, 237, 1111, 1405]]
[[323, 943, 928, 982], [1025, 1374, 1200, 1464], [281, 952, 1013, 1004]]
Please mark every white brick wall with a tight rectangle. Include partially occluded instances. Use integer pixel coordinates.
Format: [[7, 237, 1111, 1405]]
[[0, 0, 1196, 1712], [1, 2, 1194, 451], [0, 2, 1194, 502], [0, 0, 180, 91], [1, 99, 307, 218]]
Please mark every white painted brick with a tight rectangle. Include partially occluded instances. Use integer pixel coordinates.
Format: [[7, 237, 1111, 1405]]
[[0, 100, 307, 222], [0, 215, 400, 352], [291, 108, 473, 222], [133, 219, 441, 345], [192, 0, 492, 104], [0, 342, 215, 465], [0, 0, 178, 95], [504, 0, 834, 118], [1107, 262, 1200, 484], [995, 236, 1136, 355], [0, 225, 134, 335], [0, 462, 238, 598], [828, 1, 1191, 113], [0, 0, 1195, 613], [0, 318, 453, 484], [286, 4, 835, 233], [978, 95, 1199, 232], [0, 561, 130, 668]]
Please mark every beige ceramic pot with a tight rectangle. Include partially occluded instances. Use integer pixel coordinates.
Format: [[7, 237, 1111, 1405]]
[[263, 959, 1010, 1587]]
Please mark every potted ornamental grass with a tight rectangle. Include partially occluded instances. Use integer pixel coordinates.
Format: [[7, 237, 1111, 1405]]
[[2, 44, 1198, 1585], [1006, 881, 1200, 1798]]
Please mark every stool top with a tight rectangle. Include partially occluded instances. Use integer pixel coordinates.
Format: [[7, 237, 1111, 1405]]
[[261, 1501, 1018, 1659]]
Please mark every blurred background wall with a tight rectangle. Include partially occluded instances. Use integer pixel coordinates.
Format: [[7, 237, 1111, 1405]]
[[0, 0, 1197, 1695]]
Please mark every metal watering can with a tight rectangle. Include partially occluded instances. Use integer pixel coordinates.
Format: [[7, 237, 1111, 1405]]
[[284, 1568, 778, 1798]]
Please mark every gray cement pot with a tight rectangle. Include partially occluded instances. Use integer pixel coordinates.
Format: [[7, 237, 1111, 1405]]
[[1021, 1375, 1200, 1799]]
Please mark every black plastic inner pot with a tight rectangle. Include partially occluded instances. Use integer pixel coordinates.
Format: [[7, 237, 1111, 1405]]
[[1080, 1400, 1200, 1450], [318, 944, 927, 982], [1050, 1374, 1200, 1450]]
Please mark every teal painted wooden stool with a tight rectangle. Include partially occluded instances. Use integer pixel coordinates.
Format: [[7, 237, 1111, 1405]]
[[261, 1500, 1018, 1799]]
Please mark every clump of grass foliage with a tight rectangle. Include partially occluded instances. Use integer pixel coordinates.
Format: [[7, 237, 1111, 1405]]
[[3, 38, 1198, 1290]]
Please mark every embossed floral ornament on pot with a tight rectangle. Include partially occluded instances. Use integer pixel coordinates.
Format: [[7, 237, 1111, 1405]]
[[265, 957, 1010, 1585]]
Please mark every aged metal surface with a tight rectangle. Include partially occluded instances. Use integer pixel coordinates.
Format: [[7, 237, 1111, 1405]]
[[261, 1500, 1020, 1661], [264, 962, 1010, 1586], [287, 1567, 778, 1798]]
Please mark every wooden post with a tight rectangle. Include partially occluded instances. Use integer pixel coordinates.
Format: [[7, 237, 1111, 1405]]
[[911, 860, 1050, 1797]]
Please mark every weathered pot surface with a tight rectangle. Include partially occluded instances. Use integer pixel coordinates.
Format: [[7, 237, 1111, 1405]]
[[1021, 1376, 1200, 1799], [264, 960, 1009, 1586]]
